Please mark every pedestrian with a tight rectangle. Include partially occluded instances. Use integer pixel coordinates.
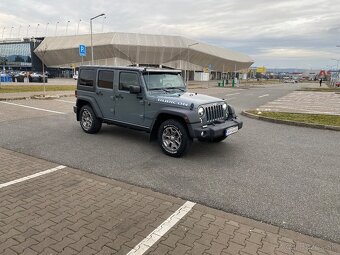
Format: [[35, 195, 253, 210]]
[[319, 78, 322, 87]]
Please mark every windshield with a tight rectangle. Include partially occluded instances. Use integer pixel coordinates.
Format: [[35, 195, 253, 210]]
[[143, 72, 185, 90]]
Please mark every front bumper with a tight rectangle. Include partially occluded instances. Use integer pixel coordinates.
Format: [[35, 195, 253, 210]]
[[189, 118, 243, 140]]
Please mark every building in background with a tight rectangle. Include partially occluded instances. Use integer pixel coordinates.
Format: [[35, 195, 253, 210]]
[[34, 32, 254, 80], [1, 32, 254, 80]]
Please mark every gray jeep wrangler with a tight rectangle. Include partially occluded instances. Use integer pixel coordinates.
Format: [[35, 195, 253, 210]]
[[74, 66, 242, 157]]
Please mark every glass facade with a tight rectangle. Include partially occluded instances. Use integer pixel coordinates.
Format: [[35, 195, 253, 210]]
[[0, 42, 32, 67]]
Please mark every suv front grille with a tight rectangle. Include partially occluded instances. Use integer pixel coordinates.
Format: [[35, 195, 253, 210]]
[[205, 104, 224, 123]]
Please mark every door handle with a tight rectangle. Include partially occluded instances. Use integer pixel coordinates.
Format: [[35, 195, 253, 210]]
[[96, 91, 103, 96], [115, 94, 123, 99]]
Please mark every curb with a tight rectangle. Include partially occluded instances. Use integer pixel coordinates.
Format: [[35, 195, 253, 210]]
[[0, 93, 73, 101], [241, 110, 340, 131]]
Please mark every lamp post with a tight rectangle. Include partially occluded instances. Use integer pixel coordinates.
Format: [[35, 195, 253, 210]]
[[101, 16, 106, 33], [9, 26, 14, 38], [55, 21, 59, 36], [90, 13, 105, 65], [45, 22, 49, 36], [17, 25, 22, 38], [26, 25, 30, 37], [186, 42, 199, 83], [76, 19, 81, 35], [35, 24, 40, 37], [65, 21, 70, 35]]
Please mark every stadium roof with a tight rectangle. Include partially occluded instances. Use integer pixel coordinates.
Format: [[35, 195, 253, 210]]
[[34, 32, 254, 71]]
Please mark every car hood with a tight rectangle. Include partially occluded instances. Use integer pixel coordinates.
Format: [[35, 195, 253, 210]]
[[151, 91, 223, 108]]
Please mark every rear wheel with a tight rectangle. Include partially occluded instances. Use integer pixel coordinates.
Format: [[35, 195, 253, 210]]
[[79, 105, 102, 134], [158, 119, 192, 157]]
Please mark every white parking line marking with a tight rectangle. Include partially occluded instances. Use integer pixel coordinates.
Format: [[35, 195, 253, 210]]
[[258, 94, 269, 98], [0, 101, 66, 114], [225, 93, 240, 97], [55, 99, 75, 104], [0, 165, 66, 189], [127, 201, 196, 255]]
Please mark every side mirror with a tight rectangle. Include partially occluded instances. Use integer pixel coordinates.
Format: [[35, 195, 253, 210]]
[[129, 85, 141, 94]]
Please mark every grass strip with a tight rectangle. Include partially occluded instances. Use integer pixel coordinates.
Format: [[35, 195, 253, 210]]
[[248, 111, 340, 127], [0, 85, 76, 93], [297, 87, 340, 92]]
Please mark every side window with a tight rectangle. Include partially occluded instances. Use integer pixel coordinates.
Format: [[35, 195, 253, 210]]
[[119, 72, 139, 91], [79, 69, 95, 87], [98, 70, 114, 89]]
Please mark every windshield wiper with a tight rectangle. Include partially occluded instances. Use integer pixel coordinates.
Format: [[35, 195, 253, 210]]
[[148, 88, 171, 92], [166, 87, 186, 92]]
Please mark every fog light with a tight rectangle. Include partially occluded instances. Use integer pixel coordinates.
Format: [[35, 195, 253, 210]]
[[201, 131, 206, 137]]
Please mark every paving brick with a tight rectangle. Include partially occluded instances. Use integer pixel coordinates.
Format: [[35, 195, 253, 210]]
[[259, 241, 279, 255], [161, 233, 182, 248], [30, 237, 58, 253], [179, 232, 201, 247], [50, 237, 76, 252], [10, 238, 39, 254], [168, 243, 191, 255], [241, 240, 261, 255], [276, 240, 295, 255], [247, 231, 265, 245], [221, 222, 238, 236], [225, 241, 245, 254], [205, 241, 228, 255], [68, 236, 95, 252], [147, 243, 172, 255]]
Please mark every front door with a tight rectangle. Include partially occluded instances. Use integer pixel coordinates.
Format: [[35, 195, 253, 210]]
[[95, 69, 115, 120], [114, 71, 145, 127]]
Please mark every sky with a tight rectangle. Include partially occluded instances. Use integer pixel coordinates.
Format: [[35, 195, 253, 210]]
[[1, 0, 340, 69]]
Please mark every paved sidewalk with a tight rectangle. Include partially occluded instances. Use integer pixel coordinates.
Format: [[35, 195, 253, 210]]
[[257, 91, 340, 115], [0, 147, 339, 255]]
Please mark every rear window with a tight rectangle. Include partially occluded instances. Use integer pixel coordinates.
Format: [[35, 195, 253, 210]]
[[98, 70, 114, 89], [79, 69, 95, 87]]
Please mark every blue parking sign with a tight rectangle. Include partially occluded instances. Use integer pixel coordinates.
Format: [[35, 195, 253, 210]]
[[79, 44, 86, 57]]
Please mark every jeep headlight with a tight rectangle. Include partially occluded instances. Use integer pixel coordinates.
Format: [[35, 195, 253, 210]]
[[222, 103, 227, 111], [198, 107, 204, 117]]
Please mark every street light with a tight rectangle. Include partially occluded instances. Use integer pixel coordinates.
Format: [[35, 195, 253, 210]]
[[35, 24, 40, 37], [45, 22, 49, 36], [76, 19, 81, 35], [101, 16, 106, 33], [90, 13, 105, 64], [17, 25, 22, 38], [55, 21, 59, 36], [65, 21, 70, 35], [9, 26, 14, 38], [186, 42, 199, 83], [26, 25, 30, 37]]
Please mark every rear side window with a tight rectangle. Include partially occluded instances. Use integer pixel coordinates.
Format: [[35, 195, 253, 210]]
[[98, 70, 114, 89], [119, 72, 139, 91], [79, 69, 95, 86]]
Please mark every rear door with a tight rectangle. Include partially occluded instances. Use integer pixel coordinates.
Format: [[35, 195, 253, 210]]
[[95, 69, 115, 120]]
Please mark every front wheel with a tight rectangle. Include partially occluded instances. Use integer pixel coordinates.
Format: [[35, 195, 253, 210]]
[[158, 119, 192, 157], [79, 105, 102, 134]]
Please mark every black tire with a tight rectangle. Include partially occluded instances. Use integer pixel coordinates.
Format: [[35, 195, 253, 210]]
[[79, 105, 102, 134], [157, 119, 192, 157]]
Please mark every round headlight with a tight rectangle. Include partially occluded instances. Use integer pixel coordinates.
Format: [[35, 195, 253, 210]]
[[222, 103, 227, 110], [198, 107, 204, 116]]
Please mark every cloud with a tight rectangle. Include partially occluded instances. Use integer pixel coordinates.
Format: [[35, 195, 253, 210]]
[[0, 0, 339, 68]]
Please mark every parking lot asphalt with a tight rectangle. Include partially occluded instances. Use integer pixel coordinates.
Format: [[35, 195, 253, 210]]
[[1, 147, 339, 255], [0, 83, 339, 244]]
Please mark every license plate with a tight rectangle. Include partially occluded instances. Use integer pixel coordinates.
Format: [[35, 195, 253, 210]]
[[225, 126, 238, 136]]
